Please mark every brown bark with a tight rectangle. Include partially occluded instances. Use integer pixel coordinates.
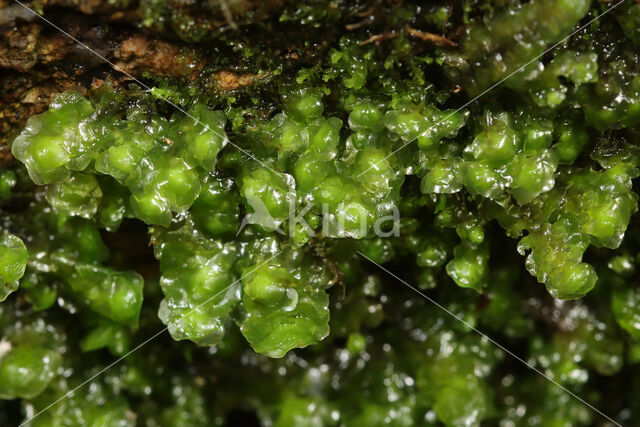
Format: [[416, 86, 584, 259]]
[[0, 2, 283, 156]]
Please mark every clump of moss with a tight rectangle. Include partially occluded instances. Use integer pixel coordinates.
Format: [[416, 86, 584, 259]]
[[2, 1, 640, 426]]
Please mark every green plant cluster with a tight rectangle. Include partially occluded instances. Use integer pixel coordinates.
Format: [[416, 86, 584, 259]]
[[2, 0, 640, 425]]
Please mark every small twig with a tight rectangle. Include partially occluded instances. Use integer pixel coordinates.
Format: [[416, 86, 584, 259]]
[[357, 6, 375, 17], [406, 26, 457, 47], [346, 16, 374, 31], [358, 31, 397, 46]]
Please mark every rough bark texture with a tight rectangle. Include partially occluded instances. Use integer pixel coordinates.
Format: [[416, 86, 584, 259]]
[[0, 0, 287, 159]]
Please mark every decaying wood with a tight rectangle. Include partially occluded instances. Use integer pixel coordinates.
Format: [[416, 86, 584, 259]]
[[113, 34, 205, 79], [0, 1, 288, 154]]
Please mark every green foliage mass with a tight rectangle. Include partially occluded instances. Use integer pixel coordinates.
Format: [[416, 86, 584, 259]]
[[2, 0, 640, 425]]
